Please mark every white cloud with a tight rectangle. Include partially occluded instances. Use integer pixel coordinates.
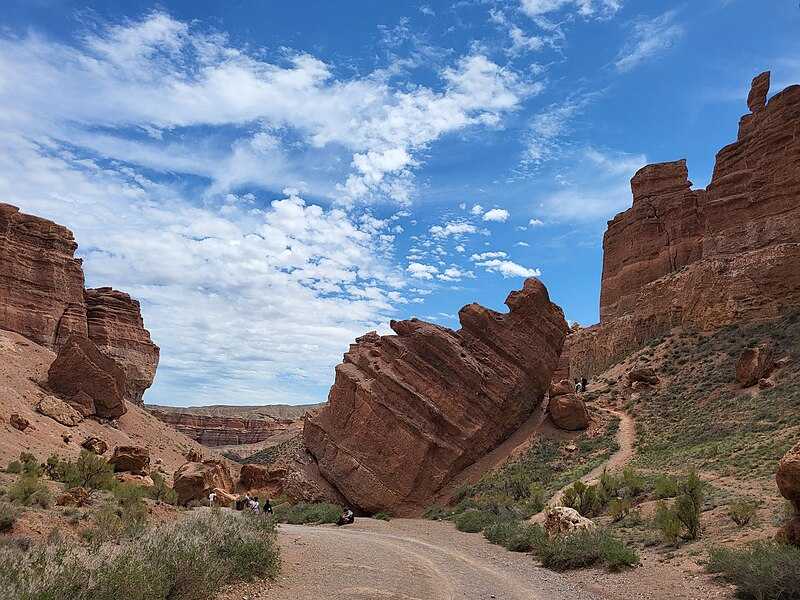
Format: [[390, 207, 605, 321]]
[[489, 10, 547, 56], [483, 208, 510, 222], [429, 221, 478, 238], [474, 258, 541, 278], [470, 204, 485, 215], [516, 241, 530, 247], [529, 218, 545, 226], [521, 94, 597, 166], [520, 0, 622, 19], [615, 11, 685, 73], [470, 251, 508, 261], [437, 266, 475, 282], [455, 244, 466, 253], [406, 262, 439, 279]]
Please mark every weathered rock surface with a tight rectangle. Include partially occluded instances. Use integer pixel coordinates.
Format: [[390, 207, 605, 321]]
[[777, 440, 800, 545], [109, 445, 150, 475], [47, 336, 128, 419], [570, 73, 800, 376], [37, 396, 83, 427], [81, 436, 108, 455], [148, 409, 297, 447], [736, 345, 775, 388], [240, 464, 271, 490], [173, 460, 234, 505], [85, 288, 159, 404], [628, 367, 659, 386], [304, 278, 568, 514], [10, 413, 30, 431], [549, 395, 590, 431], [0, 203, 158, 403], [56, 487, 90, 507], [544, 506, 596, 537], [549, 379, 573, 399]]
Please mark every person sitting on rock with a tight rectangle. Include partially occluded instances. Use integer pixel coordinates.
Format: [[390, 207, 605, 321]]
[[337, 508, 355, 526]]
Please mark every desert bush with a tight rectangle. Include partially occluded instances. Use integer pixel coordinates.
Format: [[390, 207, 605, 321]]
[[728, 500, 759, 527], [454, 509, 495, 533], [505, 522, 548, 553], [482, 519, 519, 546], [54, 451, 115, 491], [674, 471, 705, 539], [561, 481, 600, 517], [373, 511, 392, 521], [0, 510, 280, 600], [535, 528, 638, 571], [0, 502, 20, 532], [706, 541, 800, 600], [423, 505, 449, 520], [18, 453, 42, 478], [620, 468, 645, 498], [273, 502, 341, 525], [5, 461, 22, 475], [608, 498, 632, 522], [654, 500, 681, 545], [8, 475, 51, 508], [653, 474, 680, 499], [148, 472, 178, 505]]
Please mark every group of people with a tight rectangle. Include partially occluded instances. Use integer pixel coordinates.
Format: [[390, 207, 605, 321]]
[[208, 490, 273, 515], [574, 376, 589, 393]]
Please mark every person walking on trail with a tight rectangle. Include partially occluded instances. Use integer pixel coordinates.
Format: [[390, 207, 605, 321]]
[[250, 496, 261, 513], [263, 498, 273, 515], [574, 378, 583, 393], [337, 508, 355, 526], [581, 376, 588, 393], [208, 491, 217, 507]]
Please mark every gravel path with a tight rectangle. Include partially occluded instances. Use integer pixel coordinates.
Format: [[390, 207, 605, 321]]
[[237, 518, 601, 600]]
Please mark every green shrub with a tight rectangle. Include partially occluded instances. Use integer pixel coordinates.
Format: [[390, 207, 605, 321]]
[[18, 453, 42, 478], [0, 502, 20, 532], [482, 519, 519, 546], [148, 472, 178, 505], [5, 461, 22, 475], [54, 451, 115, 490], [674, 492, 702, 540], [620, 468, 645, 498], [608, 498, 632, 522], [273, 502, 341, 525], [8, 475, 51, 508], [561, 481, 600, 516], [0, 510, 280, 600], [373, 511, 392, 521], [728, 500, 758, 527], [454, 510, 495, 533], [535, 529, 639, 571], [504, 523, 547, 553], [654, 500, 682, 545], [423, 505, 449, 520], [707, 541, 800, 600], [653, 474, 680, 499]]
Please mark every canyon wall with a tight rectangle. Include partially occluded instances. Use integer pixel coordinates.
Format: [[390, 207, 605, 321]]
[[304, 278, 568, 514], [0, 203, 159, 404], [570, 72, 800, 377]]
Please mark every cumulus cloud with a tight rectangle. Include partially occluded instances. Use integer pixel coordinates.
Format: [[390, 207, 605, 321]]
[[470, 251, 508, 261], [470, 204, 485, 215], [407, 262, 439, 279], [437, 266, 475, 282], [615, 11, 685, 73], [482, 208, 510, 222], [429, 221, 478, 238], [529, 218, 545, 226], [520, 0, 623, 19], [474, 259, 542, 278]]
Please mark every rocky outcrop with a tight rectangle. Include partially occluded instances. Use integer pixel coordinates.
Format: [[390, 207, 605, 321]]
[[47, 336, 128, 419], [85, 288, 159, 404], [0, 203, 158, 403], [628, 367, 659, 386], [549, 379, 573, 399], [304, 278, 568, 514], [570, 72, 800, 376], [549, 395, 590, 431], [81, 436, 109, 455], [148, 409, 298, 447], [36, 397, 83, 427], [240, 464, 271, 490], [10, 414, 30, 431], [109, 445, 150, 475], [736, 345, 775, 388], [544, 506, 596, 537], [173, 460, 234, 505], [777, 440, 800, 545]]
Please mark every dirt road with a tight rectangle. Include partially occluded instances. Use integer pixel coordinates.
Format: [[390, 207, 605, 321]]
[[235, 518, 600, 600]]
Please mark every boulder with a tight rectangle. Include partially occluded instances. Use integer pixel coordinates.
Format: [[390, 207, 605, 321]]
[[173, 460, 234, 506], [549, 379, 573, 399], [109, 445, 150, 475], [37, 396, 82, 427], [544, 506, 596, 537], [81, 436, 108, 455], [777, 440, 800, 545], [9, 413, 30, 431], [210, 488, 238, 507], [736, 345, 775, 388], [758, 378, 775, 390], [47, 336, 128, 419], [56, 487, 90, 507], [549, 395, 590, 431], [240, 464, 271, 490], [114, 473, 155, 487], [304, 278, 568, 514], [628, 367, 659, 386], [185, 449, 203, 462]]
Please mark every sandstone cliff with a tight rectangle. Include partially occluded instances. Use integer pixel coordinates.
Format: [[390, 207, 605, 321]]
[[304, 278, 568, 514], [570, 72, 800, 377], [0, 203, 159, 403], [148, 409, 300, 447]]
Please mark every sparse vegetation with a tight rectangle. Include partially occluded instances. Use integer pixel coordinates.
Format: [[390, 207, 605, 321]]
[[8, 475, 51, 509], [273, 502, 341, 525], [422, 504, 449, 521], [650, 470, 705, 542], [728, 500, 759, 527], [453, 509, 495, 533], [0, 510, 280, 600], [149, 472, 178, 505], [535, 528, 639, 572], [373, 511, 392, 521], [706, 541, 800, 600], [48, 451, 115, 491], [0, 502, 19, 533]]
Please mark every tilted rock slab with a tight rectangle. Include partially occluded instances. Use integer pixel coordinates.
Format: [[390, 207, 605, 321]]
[[0, 203, 159, 404], [777, 440, 800, 545], [304, 278, 568, 514], [173, 459, 234, 506], [570, 72, 800, 377]]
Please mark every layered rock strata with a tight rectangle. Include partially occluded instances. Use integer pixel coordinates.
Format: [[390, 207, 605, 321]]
[[304, 278, 568, 514], [148, 409, 297, 447], [570, 72, 800, 376]]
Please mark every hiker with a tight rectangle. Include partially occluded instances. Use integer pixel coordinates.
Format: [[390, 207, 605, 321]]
[[581, 376, 588, 393], [336, 507, 355, 526], [250, 496, 260, 513], [574, 378, 583, 393], [208, 491, 217, 507], [263, 498, 273, 515]]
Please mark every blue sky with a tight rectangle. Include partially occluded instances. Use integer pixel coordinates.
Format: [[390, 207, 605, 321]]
[[1, 1, 798, 406]]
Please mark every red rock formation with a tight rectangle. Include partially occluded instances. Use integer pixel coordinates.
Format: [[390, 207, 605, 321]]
[[0, 204, 87, 350], [304, 278, 568, 514], [571, 72, 800, 376], [736, 345, 775, 388], [777, 440, 800, 545], [109, 445, 150, 475], [85, 288, 159, 404], [47, 335, 128, 419], [0, 203, 159, 402], [549, 395, 590, 431], [173, 460, 234, 505], [148, 409, 297, 447]]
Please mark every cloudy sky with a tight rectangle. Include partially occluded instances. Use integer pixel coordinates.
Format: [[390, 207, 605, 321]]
[[1, 1, 798, 406]]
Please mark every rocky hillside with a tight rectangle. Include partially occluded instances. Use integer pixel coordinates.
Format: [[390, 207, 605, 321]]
[[569, 71, 800, 378], [0, 203, 160, 404]]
